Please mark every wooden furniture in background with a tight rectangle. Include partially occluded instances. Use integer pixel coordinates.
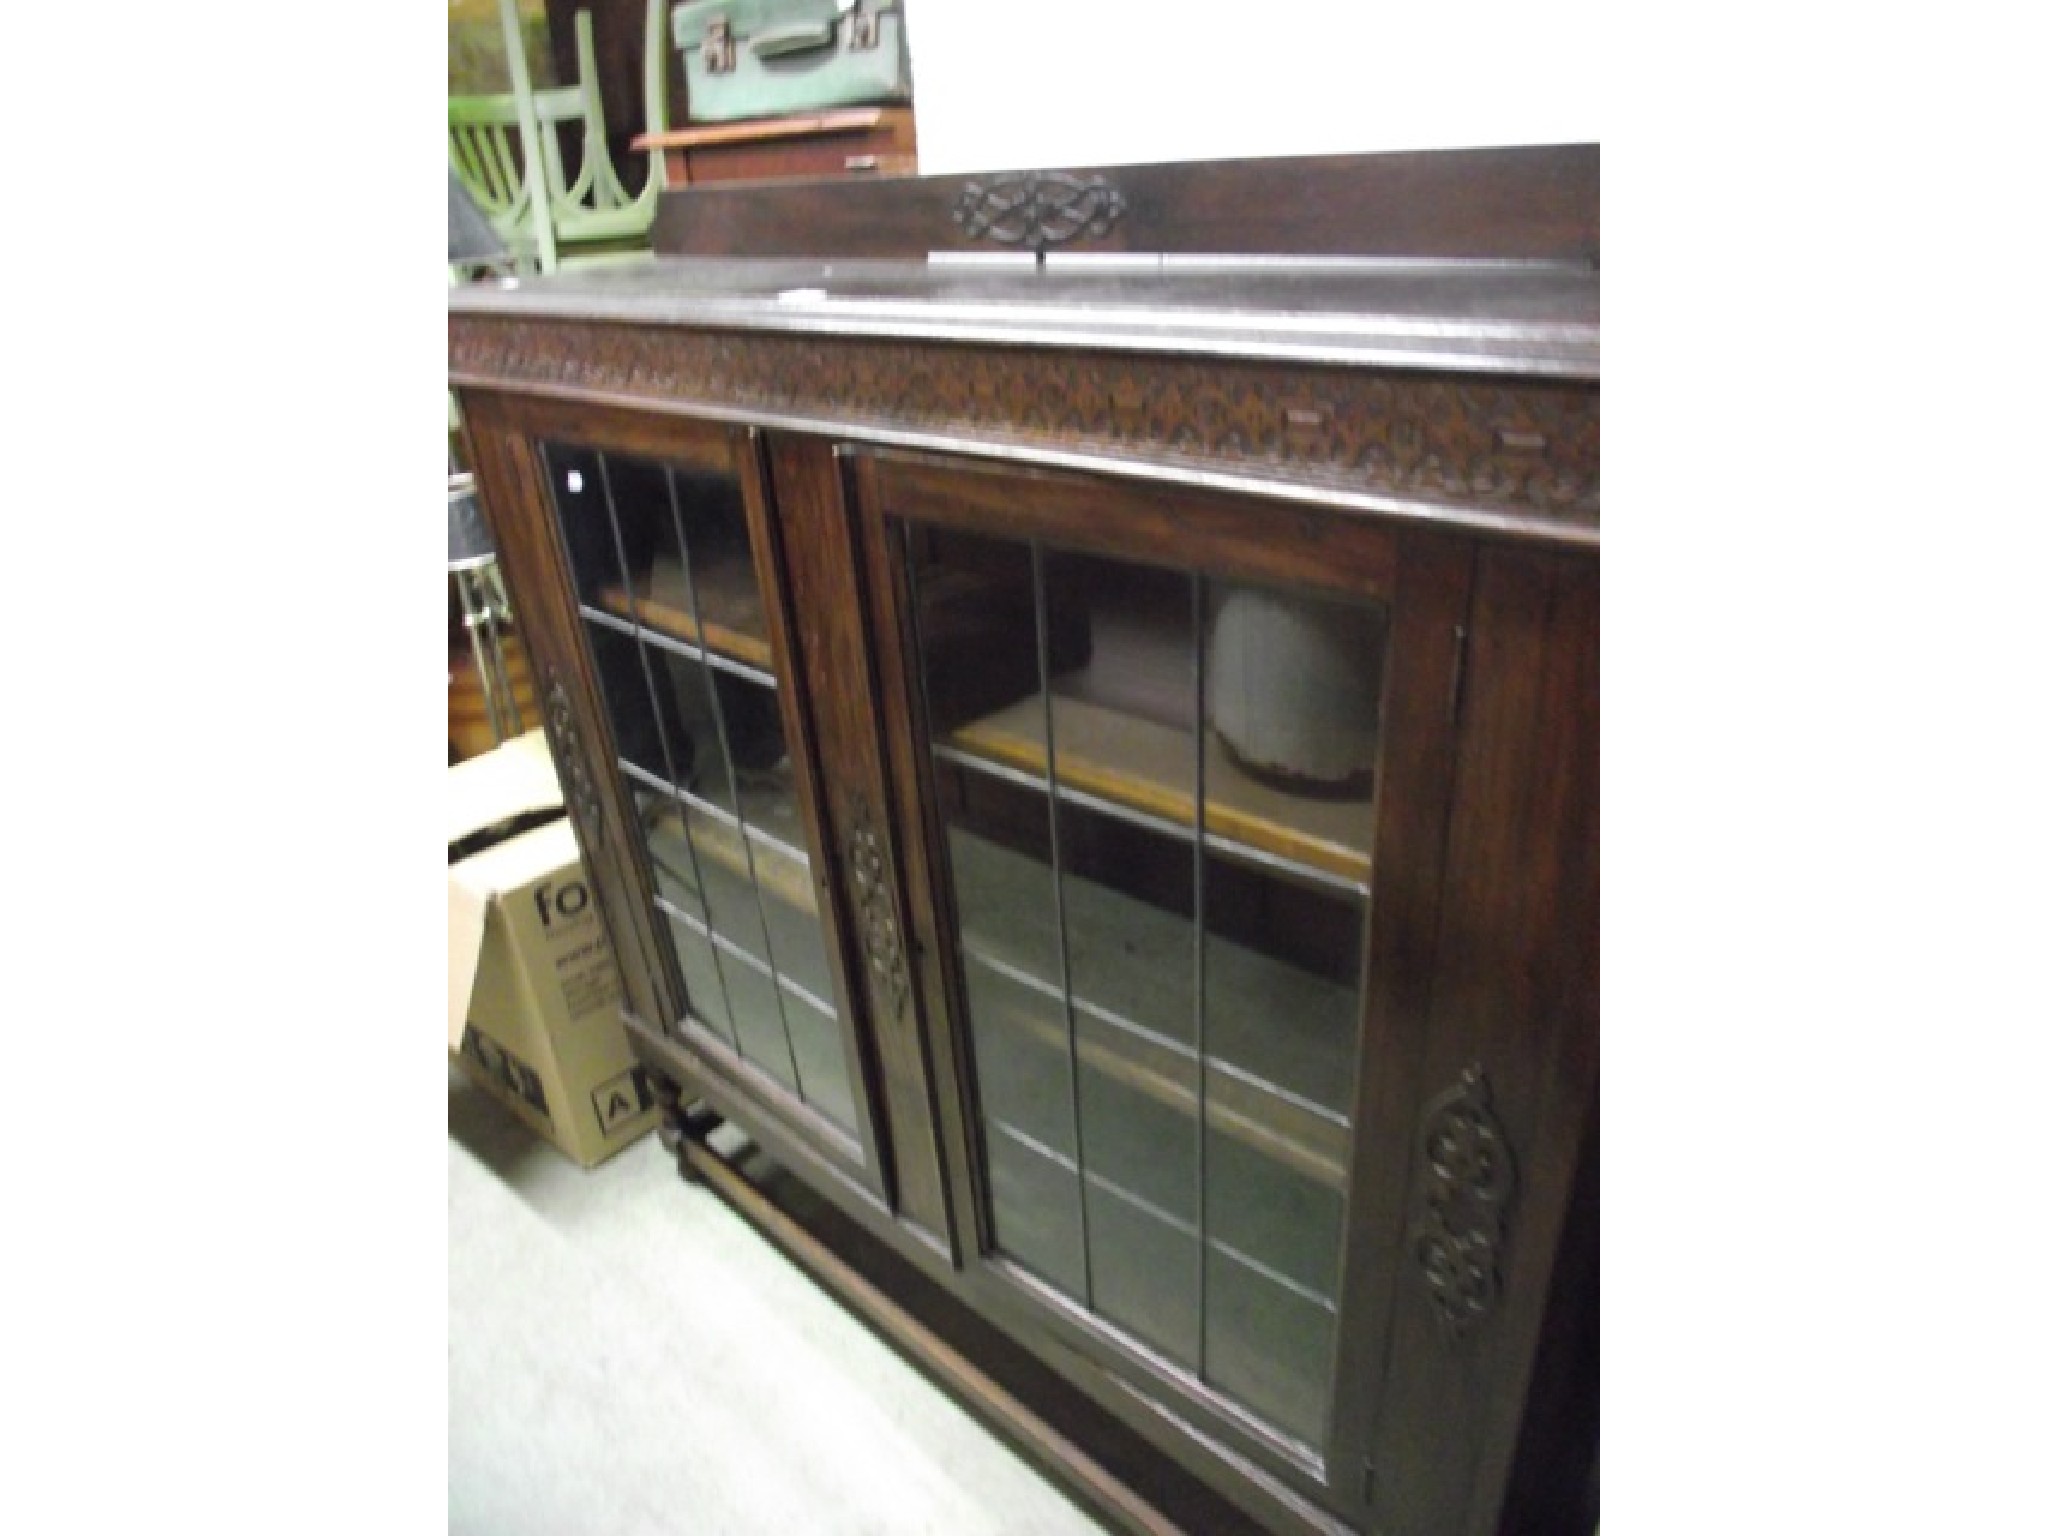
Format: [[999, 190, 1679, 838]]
[[449, 627, 537, 763], [450, 146, 1598, 1536], [634, 106, 917, 186], [448, 1, 668, 272]]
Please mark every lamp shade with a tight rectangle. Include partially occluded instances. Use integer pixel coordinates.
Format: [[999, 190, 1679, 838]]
[[449, 473, 497, 571]]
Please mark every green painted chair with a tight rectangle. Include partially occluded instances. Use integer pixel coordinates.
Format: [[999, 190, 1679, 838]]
[[448, 1, 668, 273]]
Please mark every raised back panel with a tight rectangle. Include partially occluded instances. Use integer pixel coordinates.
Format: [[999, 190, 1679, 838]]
[[653, 143, 1598, 261]]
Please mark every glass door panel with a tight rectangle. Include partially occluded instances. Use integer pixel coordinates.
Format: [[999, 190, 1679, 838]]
[[543, 440, 863, 1148], [905, 518, 1388, 1455]]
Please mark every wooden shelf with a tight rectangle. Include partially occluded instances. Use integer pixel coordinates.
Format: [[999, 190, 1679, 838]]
[[948, 829, 1355, 1190], [597, 552, 775, 673], [645, 794, 815, 921], [944, 693, 1375, 890], [636, 108, 916, 190], [633, 107, 909, 152]]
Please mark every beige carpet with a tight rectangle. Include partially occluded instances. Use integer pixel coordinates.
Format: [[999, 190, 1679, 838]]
[[449, 1061, 1107, 1534]]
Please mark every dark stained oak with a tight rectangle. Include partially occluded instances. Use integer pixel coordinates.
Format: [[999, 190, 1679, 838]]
[[460, 391, 677, 1034], [863, 449, 1403, 604], [450, 144, 1597, 1536], [1363, 548, 1598, 1536], [653, 143, 1596, 262], [766, 432, 956, 1243]]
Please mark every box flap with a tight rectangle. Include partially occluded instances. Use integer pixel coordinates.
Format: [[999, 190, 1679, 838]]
[[449, 859, 493, 1051], [448, 729, 563, 847], [448, 817, 586, 1050], [449, 732, 570, 1051]]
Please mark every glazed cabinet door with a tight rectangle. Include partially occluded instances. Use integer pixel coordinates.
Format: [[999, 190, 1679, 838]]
[[462, 395, 888, 1199], [850, 449, 1475, 1531]]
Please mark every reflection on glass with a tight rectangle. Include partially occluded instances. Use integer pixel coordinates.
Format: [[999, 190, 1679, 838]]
[[984, 1123, 1087, 1300], [644, 645, 730, 806], [912, 516, 1389, 1451], [1087, 1177, 1198, 1366], [961, 954, 1072, 1157], [1078, 1013, 1198, 1361], [1058, 811, 1196, 1050], [659, 904, 734, 1051], [635, 787, 695, 909], [680, 804, 771, 960], [547, 444, 625, 609], [543, 440, 858, 1158], [761, 875, 833, 1008], [782, 987, 856, 1137], [1205, 1249, 1339, 1448], [582, 622, 664, 782], [720, 953, 799, 1095]]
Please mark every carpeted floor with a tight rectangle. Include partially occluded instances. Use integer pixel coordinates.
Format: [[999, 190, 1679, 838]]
[[449, 1061, 1107, 1534]]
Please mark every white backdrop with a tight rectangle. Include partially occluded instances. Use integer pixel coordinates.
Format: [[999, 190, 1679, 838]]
[[903, 3, 1604, 174]]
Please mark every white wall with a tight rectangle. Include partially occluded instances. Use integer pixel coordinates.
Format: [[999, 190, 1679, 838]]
[[905, 4, 1603, 174]]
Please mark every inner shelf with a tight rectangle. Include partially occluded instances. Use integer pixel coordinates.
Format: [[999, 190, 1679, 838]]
[[943, 692, 1375, 892], [597, 551, 775, 673], [948, 827, 1357, 1191]]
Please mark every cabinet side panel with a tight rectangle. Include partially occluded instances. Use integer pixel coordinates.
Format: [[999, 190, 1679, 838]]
[[765, 432, 953, 1243], [1368, 549, 1598, 1536], [1321, 530, 1476, 1518], [460, 391, 679, 1032]]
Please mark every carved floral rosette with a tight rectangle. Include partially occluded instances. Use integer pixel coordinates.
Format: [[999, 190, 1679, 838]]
[[845, 795, 909, 1021], [1413, 1064, 1516, 1339]]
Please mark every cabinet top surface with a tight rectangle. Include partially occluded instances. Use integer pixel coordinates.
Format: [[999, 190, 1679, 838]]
[[447, 256, 1599, 380]]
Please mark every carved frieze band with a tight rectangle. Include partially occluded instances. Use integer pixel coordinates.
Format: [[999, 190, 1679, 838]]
[[1413, 1064, 1516, 1340], [845, 795, 910, 1022], [544, 670, 606, 851], [952, 172, 1129, 250], [449, 318, 1598, 520]]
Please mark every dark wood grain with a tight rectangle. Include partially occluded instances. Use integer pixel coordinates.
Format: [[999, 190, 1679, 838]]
[[449, 146, 1597, 1536], [854, 457, 1484, 1534], [1363, 546, 1598, 1536], [654, 143, 1597, 261], [767, 432, 956, 1243], [863, 449, 1402, 601], [853, 452, 993, 1262], [466, 389, 743, 477], [1320, 529, 1477, 1522], [734, 428, 895, 1202], [450, 318, 1598, 541], [460, 392, 678, 1033], [1496, 1113, 1598, 1536]]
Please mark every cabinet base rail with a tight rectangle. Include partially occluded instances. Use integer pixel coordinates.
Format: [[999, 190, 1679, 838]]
[[655, 1074, 1347, 1536]]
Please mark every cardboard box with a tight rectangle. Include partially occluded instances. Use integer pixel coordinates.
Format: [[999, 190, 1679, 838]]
[[448, 730, 658, 1165]]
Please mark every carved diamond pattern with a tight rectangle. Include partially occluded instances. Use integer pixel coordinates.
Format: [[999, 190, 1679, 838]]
[[449, 317, 1598, 521]]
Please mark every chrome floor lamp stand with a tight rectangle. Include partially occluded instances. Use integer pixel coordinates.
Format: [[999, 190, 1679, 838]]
[[449, 470, 523, 747]]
